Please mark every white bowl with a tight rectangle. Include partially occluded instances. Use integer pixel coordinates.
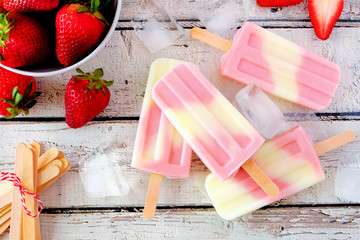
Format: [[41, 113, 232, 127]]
[[0, 0, 122, 77]]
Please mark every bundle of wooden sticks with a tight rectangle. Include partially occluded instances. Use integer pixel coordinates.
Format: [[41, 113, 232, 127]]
[[0, 142, 70, 239]]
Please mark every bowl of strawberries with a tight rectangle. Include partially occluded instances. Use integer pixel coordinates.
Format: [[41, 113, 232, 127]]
[[0, 0, 122, 77]]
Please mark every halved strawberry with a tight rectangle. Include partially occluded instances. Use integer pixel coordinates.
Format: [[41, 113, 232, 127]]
[[308, 0, 344, 40], [257, 0, 304, 7]]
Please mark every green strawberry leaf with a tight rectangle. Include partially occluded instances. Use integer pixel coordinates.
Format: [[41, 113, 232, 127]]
[[14, 93, 23, 105], [93, 68, 103, 78], [78, 6, 90, 13], [32, 92, 41, 98], [12, 86, 18, 99], [2, 99, 15, 106], [101, 0, 111, 8], [0, 54, 4, 61], [2, 80, 40, 118], [74, 68, 113, 93], [87, 81, 96, 91], [91, 0, 100, 13], [0, 12, 15, 48], [24, 100, 37, 110], [6, 107, 16, 116], [102, 80, 114, 87], [23, 81, 33, 98], [76, 68, 87, 75], [22, 108, 29, 115], [93, 11, 110, 26], [73, 76, 89, 80], [0, 13, 6, 25]]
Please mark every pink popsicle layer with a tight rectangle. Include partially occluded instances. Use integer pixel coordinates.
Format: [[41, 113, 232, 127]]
[[152, 62, 265, 181], [206, 126, 325, 220], [221, 22, 340, 110], [132, 59, 192, 178]]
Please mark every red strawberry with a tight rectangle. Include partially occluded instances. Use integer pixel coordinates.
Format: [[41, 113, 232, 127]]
[[55, 1, 108, 67], [3, 0, 59, 12], [0, 0, 6, 13], [308, 0, 343, 40], [0, 12, 50, 68], [0, 67, 40, 118], [65, 68, 113, 128], [257, 0, 303, 7]]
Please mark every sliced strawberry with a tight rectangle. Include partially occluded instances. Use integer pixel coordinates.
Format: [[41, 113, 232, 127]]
[[308, 0, 344, 40], [257, 0, 304, 7]]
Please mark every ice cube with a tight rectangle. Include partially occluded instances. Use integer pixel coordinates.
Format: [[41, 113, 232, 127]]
[[335, 168, 360, 203], [79, 147, 130, 198], [135, 18, 177, 53], [233, 84, 287, 139], [132, 0, 185, 53], [284, 111, 327, 143], [195, 0, 241, 36]]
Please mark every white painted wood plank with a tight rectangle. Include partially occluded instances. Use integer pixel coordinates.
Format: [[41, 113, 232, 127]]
[[28, 27, 360, 118], [1, 207, 359, 240], [119, 0, 360, 21], [0, 120, 357, 208]]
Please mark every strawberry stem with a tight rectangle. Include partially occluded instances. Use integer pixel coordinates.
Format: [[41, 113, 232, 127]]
[[73, 68, 114, 94], [0, 12, 14, 48], [76, 0, 110, 26], [1, 80, 41, 119]]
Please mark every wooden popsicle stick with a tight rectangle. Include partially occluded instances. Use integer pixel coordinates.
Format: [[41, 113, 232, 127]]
[[28, 146, 42, 239], [59, 158, 69, 170], [0, 210, 11, 226], [0, 204, 11, 218], [57, 151, 65, 159], [21, 147, 41, 240], [37, 158, 70, 194], [190, 27, 232, 52], [0, 182, 13, 209], [0, 159, 68, 232], [0, 203, 11, 213], [243, 130, 356, 198], [37, 165, 61, 188], [242, 159, 280, 197], [9, 143, 26, 240], [143, 174, 163, 220], [39, 159, 62, 173], [0, 159, 64, 213], [30, 142, 41, 159], [38, 148, 60, 171], [0, 219, 10, 236], [0, 181, 13, 194], [0, 151, 70, 235], [314, 131, 356, 156]]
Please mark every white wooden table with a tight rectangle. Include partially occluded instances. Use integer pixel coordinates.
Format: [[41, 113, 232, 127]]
[[1, 0, 360, 239]]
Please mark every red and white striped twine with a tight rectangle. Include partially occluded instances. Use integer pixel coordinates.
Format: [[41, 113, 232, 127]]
[[0, 172, 43, 218]]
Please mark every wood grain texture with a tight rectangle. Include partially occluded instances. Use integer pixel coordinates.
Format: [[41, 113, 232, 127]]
[[0, 120, 357, 208], [120, 0, 360, 21], [0, 207, 359, 240], [0, 1, 359, 238], [23, 27, 360, 119]]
